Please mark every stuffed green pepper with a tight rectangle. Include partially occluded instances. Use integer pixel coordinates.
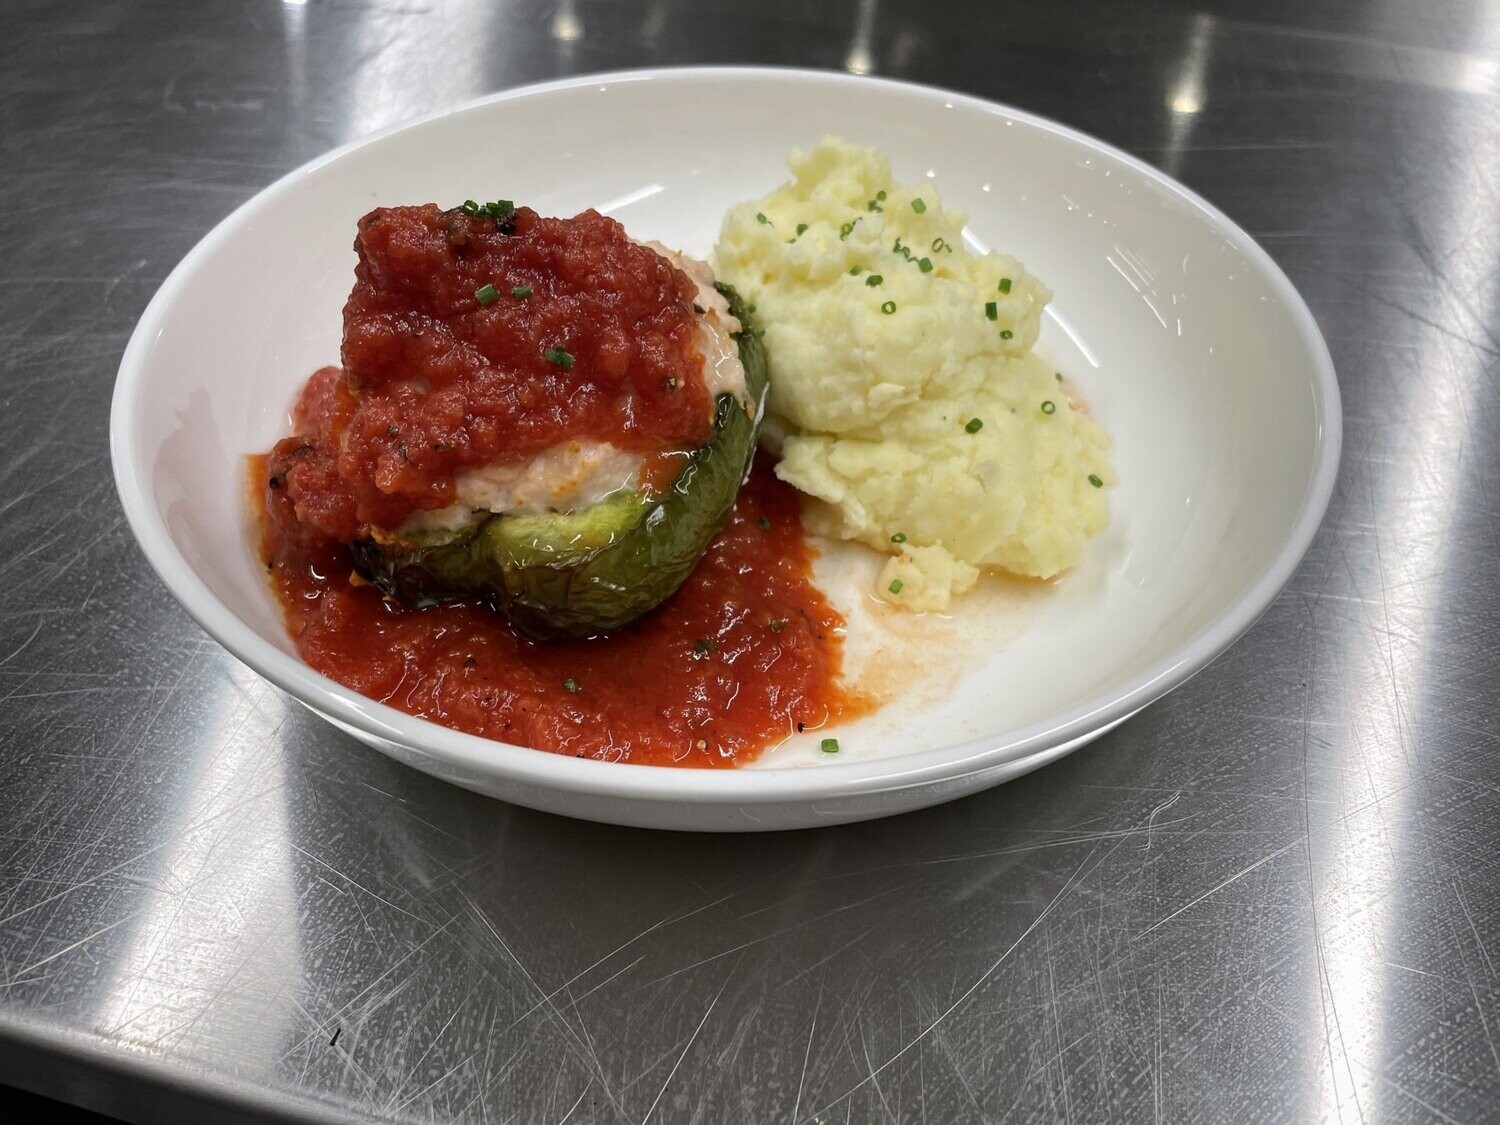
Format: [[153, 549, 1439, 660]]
[[264, 202, 768, 640]]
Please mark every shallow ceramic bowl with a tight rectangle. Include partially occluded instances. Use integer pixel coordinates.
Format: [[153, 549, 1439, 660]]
[[110, 68, 1340, 831]]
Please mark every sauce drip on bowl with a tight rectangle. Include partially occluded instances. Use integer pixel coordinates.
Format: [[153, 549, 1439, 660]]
[[254, 452, 866, 767]]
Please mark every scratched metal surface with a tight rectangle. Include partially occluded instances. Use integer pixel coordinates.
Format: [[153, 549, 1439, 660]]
[[1, 0, 1498, 1121]]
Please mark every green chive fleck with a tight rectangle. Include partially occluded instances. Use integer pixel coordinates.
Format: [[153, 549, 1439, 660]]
[[1041, 400, 1057, 415], [876, 190, 887, 202], [474, 283, 499, 305], [756, 212, 769, 224], [865, 274, 883, 287], [1088, 474, 1104, 488], [544, 346, 574, 368], [757, 516, 771, 531], [850, 265, 864, 276], [911, 198, 927, 214], [840, 220, 858, 240], [796, 223, 808, 236], [985, 301, 998, 321], [891, 532, 907, 544], [1056, 371, 1064, 382], [563, 678, 580, 693], [821, 737, 840, 753], [999, 277, 1013, 294], [966, 417, 984, 434], [918, 257, 933, 273], [1000, 329, 1014, 340], [471, 199, 514, 220], [693, 638, 717, 655], [888, 578, 904, 595], [512, 285, 533, 299], [881, 300, 897, 314]]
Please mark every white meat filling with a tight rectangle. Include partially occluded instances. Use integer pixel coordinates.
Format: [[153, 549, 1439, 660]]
[[401, 441, 643, 534], [645, 242, 748, 407], [399, 248, 744, 537]]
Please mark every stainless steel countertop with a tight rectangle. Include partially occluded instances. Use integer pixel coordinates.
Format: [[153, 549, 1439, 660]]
[[3, 1, 1498, 1121]]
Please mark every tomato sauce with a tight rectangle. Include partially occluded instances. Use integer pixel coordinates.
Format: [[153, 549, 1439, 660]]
[[255, 453, 865, 767], [255, 203, 863, 766], [271, 204, 712, 541]]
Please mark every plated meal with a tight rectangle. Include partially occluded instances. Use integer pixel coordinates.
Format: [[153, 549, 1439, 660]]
[[113, 67, 1338, 826], [253, 139, 1113, 767]]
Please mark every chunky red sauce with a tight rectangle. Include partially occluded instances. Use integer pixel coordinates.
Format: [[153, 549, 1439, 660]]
[[255, 204, 863, 766], [256, 453, 863, 766], [270, 204, 711, 541]]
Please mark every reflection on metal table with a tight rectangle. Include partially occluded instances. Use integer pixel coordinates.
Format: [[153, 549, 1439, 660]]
[[1, 0, 1497, 1121]]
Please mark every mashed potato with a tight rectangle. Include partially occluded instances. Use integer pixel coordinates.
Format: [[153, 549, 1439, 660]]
[[713, 138, 1112, 610]]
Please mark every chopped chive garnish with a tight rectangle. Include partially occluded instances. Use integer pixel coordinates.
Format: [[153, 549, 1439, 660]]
[[512, 285, 533, 299], [563, 678, 580, 693], [918, 257, 933, 273], [693, 638, 717, 654], [474, 283, 499, 305], [1088, 473, 1104, 488], [748, 303, 757, 313], [999, 277, 1012, 294], [888, 578, 904, 595], [881, 300, 897, 314], [1056, 371, 1064, 382], [470, 199, 514, 220], [850, 265, 864, 275], [867, 198, 883, 212], [911, 198, 927, 213], [796, 223, 808, 236], [768, 618, 788, 633], [891, 532, 907, 543], [999, 329, 1014, 340], [544, 346, 574, 368], [821, 737, 840, 753], [876, 190, 887, 202], [865, 274, 883, 287], [966, 417, 984, 434], [840, 220, 858, 240], [756, 212, 769, 224], [1041, 400, 1057, 415], [757, 516, 771, 531], [931, 237, 950, 252], [985, 301, 998, 321]]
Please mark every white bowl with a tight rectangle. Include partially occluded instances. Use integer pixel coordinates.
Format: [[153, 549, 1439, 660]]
[[110, 68, 1339, 831]]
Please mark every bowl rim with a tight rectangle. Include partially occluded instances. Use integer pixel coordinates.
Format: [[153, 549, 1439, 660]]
[[109, 64, 1342, 807]]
